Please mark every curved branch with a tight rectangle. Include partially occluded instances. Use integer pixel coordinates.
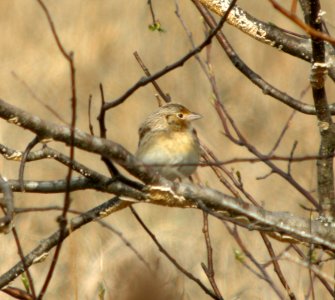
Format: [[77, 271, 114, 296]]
[[197, 0, 335, 81]]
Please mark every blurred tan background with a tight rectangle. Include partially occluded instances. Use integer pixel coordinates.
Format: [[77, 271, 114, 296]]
[[0, 0, 335, 299]]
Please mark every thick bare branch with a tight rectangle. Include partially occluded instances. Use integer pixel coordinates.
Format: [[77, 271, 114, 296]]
[[6, 177, 145, 200], [197, 0, 335, 81], [304, 0, 335, 215]]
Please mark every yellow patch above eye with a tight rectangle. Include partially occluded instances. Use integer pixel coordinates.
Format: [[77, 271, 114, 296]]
[[179, 107, 191, 114]]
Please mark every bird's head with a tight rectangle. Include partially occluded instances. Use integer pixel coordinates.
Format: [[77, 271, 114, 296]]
[[158, 103, 202, 131]]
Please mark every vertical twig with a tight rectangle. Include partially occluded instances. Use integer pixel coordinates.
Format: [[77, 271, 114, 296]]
[[148, 0, 156, 23], [308, 210, 316, 300], [35, 0, 77, 298], [98, 83, 107, 139], [98, 83, 121, 177], [19, 136, 40, 192], [201, 212, 224, 299], [88, 94, 94, 135], [287, 140, 298, 176]]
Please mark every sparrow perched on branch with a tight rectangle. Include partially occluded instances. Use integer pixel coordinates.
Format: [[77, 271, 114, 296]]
[[136, 103, 202, 180]]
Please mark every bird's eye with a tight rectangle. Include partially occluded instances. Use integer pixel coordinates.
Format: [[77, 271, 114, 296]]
[[177, 113, 184, 119]]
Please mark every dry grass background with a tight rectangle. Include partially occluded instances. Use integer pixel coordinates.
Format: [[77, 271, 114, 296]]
[[0, 0, 335, 299]]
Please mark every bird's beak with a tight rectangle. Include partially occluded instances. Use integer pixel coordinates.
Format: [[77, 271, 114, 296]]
[[186, 113, 202, 121]]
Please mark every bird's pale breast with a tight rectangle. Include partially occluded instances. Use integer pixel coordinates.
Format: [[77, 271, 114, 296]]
[[136, 129, 200, 180]]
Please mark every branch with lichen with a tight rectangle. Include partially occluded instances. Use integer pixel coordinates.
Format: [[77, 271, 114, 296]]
[[197, 0, 335, 81], [304, 0, 335, 216]]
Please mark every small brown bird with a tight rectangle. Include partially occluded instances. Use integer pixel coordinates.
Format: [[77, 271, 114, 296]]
[[136, 103, 202, 180]]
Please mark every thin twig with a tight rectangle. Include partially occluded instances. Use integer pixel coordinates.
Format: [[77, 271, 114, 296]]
[[133, 51, 171, 103], [260, 233, 296, 300], [287, 140, 298, 176], [308, 210, 316, 300], [308, 266, 316, 300], [262, 244, 293, 268], [202, 212, 224, 299], [201, 148, 240, 198], [98, 83, 107, 139], [130, 206, 220, 300], [36, 0, 77, 298], [147, 0, 162, 30], [3, 141, 335, 167], [174, 0, 210, 77], [19, 136, 40, 192], [1, 286, 34, 300], [98, 83, 122, 177], [268, 110, 296, 156], [88, 94, 94, 135], [11, 72, 67, 124], [147, 0, 156, 25], [12, 227, 36, 298], [269, 0, 335, 45], [256, 170, 274, 181]]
